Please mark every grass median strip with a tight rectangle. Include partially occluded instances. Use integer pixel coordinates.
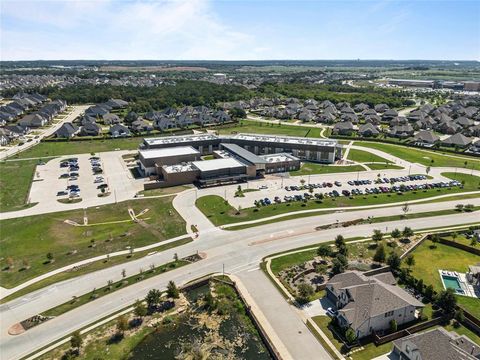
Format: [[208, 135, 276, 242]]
[[40, 259, 189, 317], [198, 172, 480, 227], [0, 237, 192, 304]]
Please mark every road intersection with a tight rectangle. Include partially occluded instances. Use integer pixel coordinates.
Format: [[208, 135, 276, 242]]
[[0, 142, 479, 359]]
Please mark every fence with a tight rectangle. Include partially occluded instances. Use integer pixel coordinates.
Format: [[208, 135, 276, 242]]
[[373, 317, 445, 345], [438, 238, 480, 256]]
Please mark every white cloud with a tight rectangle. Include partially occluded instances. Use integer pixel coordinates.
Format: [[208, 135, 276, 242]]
[[0, 0, 260, 60]]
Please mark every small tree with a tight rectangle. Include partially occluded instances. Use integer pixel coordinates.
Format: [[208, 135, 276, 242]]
[[173, 253, 179, 262], [402, 227, 414, 239], [46, 252, 54, 263], [451, 232, 458, 242], [471, 238, 478, 247], [424, 285, 435, 302], [373, 243, 386, 263], [430, 234, 440, 248], [345, 327, 357, 345], [416, 278, 424, 293], [6, 257, 14, 270], [296, 283, 314, 303], [22, 258, 30, 270], [335, 235, 348, 256], [405, 254, 415, 270], [454, 309, 465, 327], [435, 288, 457, 314], [121, 269, 127, 279], [107, 279, 113, 290], [401, 203, 410, 218], [372, 229, 383, 243], [455, 204, 464, 212], [317, 244, 332, 257], [390, 228, 401, 241], [166, 280, 180, 299], [387, 252, 402, 271], [145, 289, 161, 309], [70, 330, 83, 352], [116, 315, 129, 335], [332, 254, 348, 274], [134, 300, 147, 318], [425, 166, 431, 176], [387, 319, 397, 334]]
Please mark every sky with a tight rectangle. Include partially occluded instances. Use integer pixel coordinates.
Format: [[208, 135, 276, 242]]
[[1, 0, 479, 61]]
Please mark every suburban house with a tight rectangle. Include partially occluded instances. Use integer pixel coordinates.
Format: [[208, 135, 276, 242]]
[[109, 124, 131, 138], [55, 122, 79, 138], [389, 124, 414, 138], [358, 123, 379, 137], [412, 130, 440, 146], [18, 113, 48, 128], [392, 328, 480, 360], [325, 271, 424, 339], [442, 133, 472, 148], [79, 122, 102, 137], [332, 121, 354, 135]]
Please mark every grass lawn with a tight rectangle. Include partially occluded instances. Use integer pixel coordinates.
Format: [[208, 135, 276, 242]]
[[367, 163, 404, 170], [407, 241, 479, 292], [355, 141, 480, 169], [407, 239, 480, 318], [347, 149, 391, 164], [138, 185, 191, 196], [197, 173, 480, 226], [11, 138, 142, 159], [218, 120, 324, 138], [0, 160, 38, 212], [290, 163, 366, 176], [0, 237, 192, 304], [444, 322, 480, 344], [0, 197, 187, 288]]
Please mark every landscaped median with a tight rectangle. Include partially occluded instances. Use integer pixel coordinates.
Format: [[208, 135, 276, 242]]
[[0, 196, 187, 289], [195, 172, 480, 228]]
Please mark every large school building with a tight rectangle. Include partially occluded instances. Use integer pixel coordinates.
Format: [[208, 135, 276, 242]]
[[138, 133, 341, 188]]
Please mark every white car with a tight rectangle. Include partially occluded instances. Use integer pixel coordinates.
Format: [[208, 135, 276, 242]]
[[259, 185, 268, 189], [326, 307, 337, 317], [94, 178, 103, 183]]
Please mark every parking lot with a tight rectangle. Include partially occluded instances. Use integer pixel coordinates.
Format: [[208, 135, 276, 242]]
[[208, 168, 458, 210], [28, 151, 142, 210]]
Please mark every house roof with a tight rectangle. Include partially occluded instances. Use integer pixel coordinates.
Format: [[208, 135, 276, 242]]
[[327, 271, 423, 331], [358, 123, 379, 134], [413, 130, 440, 143], [393, 328, 480, 360], [442, 133, 472, 146]]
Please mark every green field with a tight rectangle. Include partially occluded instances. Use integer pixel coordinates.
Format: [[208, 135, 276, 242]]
[[355, 142, 480, 168], [0, 160, 39, 212], [347, 149, 391, 164], [290, 163, 365, 176], [0, 197, 186, 288], [366, 163, 404, 170], [12, 138, 141, 159], [197, 173, 480, 226], [218, 120, 324, 138], [407, 239, 480, 318]]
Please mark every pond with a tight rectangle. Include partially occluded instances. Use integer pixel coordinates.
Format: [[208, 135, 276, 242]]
[[128, 282, 273, 360]]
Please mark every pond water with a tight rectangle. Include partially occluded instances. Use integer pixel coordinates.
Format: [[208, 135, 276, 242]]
[[129, 283, 273, 360]]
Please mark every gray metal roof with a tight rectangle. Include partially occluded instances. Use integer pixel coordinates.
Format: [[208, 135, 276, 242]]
[[220, 143, 268, 165]]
